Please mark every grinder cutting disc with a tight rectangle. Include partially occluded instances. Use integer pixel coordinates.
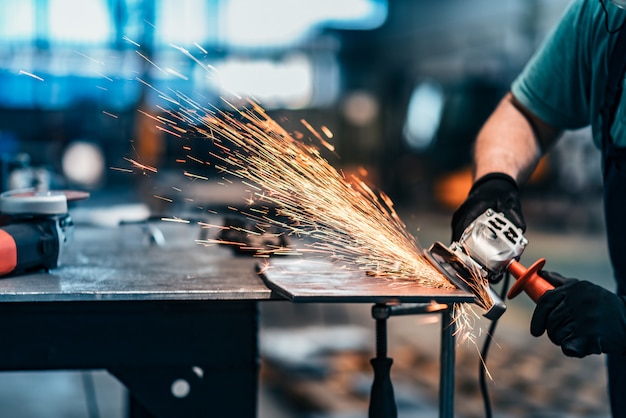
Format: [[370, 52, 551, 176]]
[[424, 242, 475, 295], [424, 241, 506, 320], [0, 189, 90, 215]]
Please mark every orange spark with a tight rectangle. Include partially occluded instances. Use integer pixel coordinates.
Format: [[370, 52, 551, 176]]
[[123, 158, 158, 173], [183, 171, 208, 180], [155, 125, 182, 138], [301, 119, 335, 152]]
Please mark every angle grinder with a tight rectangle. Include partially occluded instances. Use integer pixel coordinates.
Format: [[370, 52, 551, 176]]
[[0, 188, 89, 276], [424, 209, 554, 320]]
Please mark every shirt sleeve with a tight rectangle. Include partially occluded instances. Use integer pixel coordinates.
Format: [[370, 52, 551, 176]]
[[511, 0, 593, 130]]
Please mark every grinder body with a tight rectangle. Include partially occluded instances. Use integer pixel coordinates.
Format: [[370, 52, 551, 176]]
[[425, 209, 551, 319], [0, 215, 72, 276], [0, 189, 81, 277]]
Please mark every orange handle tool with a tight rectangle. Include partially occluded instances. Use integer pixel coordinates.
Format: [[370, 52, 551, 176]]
[[506, 258, 555, 302]]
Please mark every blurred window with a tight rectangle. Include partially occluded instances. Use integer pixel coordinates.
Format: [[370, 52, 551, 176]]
[[0, 0, 387, 48], [209, 55, 314, 109], [155, 0, 216, 46], [0, 2, 36, 43], [219, 0, 387, 48], [49, 0, 112, 45], [404, 81, 445, 151], [0, 0, 386, 110]]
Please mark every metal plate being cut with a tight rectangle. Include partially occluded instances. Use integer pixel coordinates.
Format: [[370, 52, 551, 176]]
[[258, 258, 474, 304]]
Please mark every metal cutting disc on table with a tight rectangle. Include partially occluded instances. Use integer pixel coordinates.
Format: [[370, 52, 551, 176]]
[[0, 189, 89, 215]]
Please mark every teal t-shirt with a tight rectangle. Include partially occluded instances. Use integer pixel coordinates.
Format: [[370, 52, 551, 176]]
[[511, 0, 626, 148]]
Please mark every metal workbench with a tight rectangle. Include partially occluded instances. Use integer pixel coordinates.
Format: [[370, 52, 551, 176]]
[[0, 218, 474, 417], [0, 220, 273, 418]]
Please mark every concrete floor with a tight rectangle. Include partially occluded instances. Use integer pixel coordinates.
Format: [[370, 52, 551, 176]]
[[0, 205, 613, 417]]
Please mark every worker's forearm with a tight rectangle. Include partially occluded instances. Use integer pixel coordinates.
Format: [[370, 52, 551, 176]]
[[473, 116, 540, 183], [473, 93, 561, 184]]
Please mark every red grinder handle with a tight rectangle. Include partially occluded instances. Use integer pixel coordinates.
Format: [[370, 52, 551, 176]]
[[506, 258, 555, 302]]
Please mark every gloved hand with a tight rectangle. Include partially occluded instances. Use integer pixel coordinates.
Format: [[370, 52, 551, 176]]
[[530, 271, 626, 358], [450, 172, 525, 242]]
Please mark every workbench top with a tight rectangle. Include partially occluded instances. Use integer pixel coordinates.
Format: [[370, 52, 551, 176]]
[[0, 213, 474, 305], [0, 220, 274, 302]]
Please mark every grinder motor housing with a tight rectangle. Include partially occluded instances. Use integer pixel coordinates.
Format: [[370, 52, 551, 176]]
[[459, 209, 528, 282], [425, 209, 528, 319], [0, 189, 81, 276]]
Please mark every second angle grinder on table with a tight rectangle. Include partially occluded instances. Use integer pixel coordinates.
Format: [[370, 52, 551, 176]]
[[0, 188, 88, 277]]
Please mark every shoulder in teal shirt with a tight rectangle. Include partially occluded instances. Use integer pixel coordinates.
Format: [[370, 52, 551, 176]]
[[511, 0, 626, 148]]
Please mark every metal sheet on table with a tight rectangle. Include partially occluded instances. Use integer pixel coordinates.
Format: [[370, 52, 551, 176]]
[[258, 258, 475, 304]]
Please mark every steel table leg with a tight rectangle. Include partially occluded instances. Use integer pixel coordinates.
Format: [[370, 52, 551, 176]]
[[439, 305, 456, 418], [369, 303, 457, 418]]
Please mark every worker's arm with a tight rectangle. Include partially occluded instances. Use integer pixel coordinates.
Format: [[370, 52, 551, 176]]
[[473, 92, 562, 183], [450, 92, 562, 243]]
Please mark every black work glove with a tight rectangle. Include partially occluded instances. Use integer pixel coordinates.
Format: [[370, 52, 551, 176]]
[[450, 172, 525, 242], [530, 271, 626, 358]]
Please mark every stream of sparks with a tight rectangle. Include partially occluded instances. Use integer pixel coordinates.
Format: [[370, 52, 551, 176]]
[[112, 46, 496, 358], [118, 44, 452, 288], [165, 95, 454, 289], [163, 96, 494, 362]]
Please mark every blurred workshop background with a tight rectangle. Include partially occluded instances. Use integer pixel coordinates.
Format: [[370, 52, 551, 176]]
[[0, 0, 612, 417]]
